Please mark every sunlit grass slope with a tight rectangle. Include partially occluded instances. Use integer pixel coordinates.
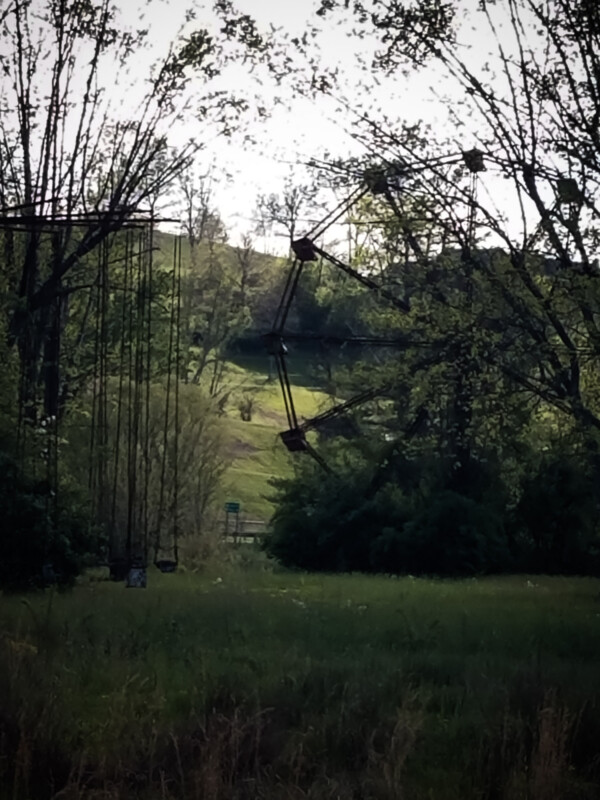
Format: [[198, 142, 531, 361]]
[[219, 356, 333, 519]]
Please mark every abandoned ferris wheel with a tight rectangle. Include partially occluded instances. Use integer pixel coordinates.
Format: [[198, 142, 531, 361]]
[[265, 145, 580, 471]]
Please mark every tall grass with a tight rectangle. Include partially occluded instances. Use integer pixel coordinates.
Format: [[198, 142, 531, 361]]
[[1, 569, 599, 798]]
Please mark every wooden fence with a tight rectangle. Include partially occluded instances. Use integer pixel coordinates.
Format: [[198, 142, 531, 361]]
[[223, 516, 268, 544]]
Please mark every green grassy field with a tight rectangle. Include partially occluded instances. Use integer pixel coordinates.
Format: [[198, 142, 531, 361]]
[[2, 568, 600, 799], [219, 358, 332, 520]]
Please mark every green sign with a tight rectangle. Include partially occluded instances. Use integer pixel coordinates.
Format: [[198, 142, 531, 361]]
[[224, 501, 240, 513]]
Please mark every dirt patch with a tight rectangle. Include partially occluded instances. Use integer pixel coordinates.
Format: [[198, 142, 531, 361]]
[[256, 407, 288, 426], [228, 439, 260, 459]]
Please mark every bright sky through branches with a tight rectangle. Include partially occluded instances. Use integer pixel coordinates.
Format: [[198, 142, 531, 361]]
[[118, 0, 461, 252], [143, 0, 544, 255], [6, 0, 549, 252]]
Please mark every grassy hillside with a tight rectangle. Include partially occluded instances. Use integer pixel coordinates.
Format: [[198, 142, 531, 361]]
[[152, 231, 335, 522], [218, 356, 334, 520]]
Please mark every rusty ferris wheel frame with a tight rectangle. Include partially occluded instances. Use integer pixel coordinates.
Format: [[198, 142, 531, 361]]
[[263, 146, 581, 472]]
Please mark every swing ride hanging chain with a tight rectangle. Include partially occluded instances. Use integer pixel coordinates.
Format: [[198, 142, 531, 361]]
[[110, 229, 131, 546], [97, 237, 110, 522], [126, 231, 140, 568], [172, 235, 183, 567], [142, 224, 152, 566], [155, 236, 178, 563], [88, 243, 104, 495]]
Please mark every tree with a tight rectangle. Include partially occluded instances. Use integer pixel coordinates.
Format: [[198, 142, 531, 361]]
[[178, 169, 254, 394], [255, 175, 322, 246], [312, 0, 600, 470], [0, 0, 270, 422], [180, 170, 229, 249]]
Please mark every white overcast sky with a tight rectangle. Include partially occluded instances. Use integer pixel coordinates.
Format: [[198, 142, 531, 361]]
[[1, 0, 543, 249], [117, 0, 458, 247], [108, 0, 536, 251]]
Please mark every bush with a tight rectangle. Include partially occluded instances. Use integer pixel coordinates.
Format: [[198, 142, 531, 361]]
[[265, 465, 408, 572], [403, 490, 510, 576], [0, 452, 101, 591], [265, 458, 511, 577], [265, 468, 360, 571], [515, 455, 600, 574]]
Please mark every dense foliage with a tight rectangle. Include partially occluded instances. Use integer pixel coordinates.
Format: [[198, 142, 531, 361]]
[[266, 442, 600, 576], [0, 452, 100, 591]]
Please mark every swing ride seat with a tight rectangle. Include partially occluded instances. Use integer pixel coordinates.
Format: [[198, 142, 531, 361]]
[[291, 237, 318, 262], [155, 559, 177, 573], [280, 427, 309, 452], [126, 566, 147, 588]]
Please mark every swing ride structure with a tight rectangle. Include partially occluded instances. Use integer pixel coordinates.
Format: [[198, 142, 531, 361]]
[[1, 203, 183, 587], [265, 145, 582, 472]]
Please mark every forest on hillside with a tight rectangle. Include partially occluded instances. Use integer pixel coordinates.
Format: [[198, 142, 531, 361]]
[[2, 0, 600, 587]]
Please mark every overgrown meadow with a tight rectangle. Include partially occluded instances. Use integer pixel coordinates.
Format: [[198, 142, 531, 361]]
[[1, 565, 599, 799]]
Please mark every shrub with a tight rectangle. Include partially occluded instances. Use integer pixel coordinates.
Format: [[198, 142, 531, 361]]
[[266, 465, 371, 571], [265, 456, 511, 577], [403, 490, 510, 576], [515, 455, 600, 574], [266, 465, 414, 574], [0, 452, 101, 591]]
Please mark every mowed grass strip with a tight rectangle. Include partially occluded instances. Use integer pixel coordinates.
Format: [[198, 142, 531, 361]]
[[1, 571, 600, 799]]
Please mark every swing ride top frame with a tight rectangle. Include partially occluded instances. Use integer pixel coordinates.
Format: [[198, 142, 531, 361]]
[[1, 204, 183, 582]]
